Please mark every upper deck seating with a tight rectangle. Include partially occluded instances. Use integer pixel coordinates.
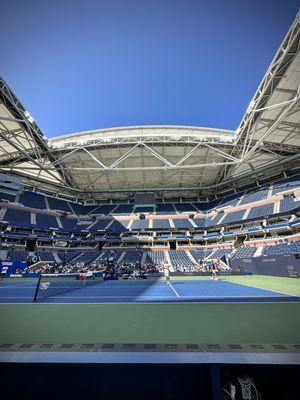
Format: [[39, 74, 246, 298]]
[[173, 203, 198, 212], [134, 206, 154, 213], [69, 203, 88, 215], [3, 208, 32, 226], [0, 192, 16, 202], [239, 188, 269, 205], [87, 219, 110, 231], [152, 219, 171, 230], [272, 175, 300, 195], [221, 210, 245, 224], [131, 219, 149, 230], [156, 203, 176, 214], [207, 212, 224, 226], [47, 196, 72, 213], [89, 205, 116, 215], [247, 203, 274, 219], [279, 195, 300, 213], [19, 191, 46, 209], [59, 217, 78, 231], [35, 214, 58, 229], [173, 218, 193, 229], [108, 220, 130, 232], [193, 218, 206, 228], [111, 204, 134, 214], [217, 193, 242, 208]]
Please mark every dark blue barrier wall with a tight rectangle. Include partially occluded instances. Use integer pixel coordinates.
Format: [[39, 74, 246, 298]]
[[230, 254, 300, 277]]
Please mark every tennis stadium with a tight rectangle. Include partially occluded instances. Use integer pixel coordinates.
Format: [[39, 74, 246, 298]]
[[0, 8, 299, 400]]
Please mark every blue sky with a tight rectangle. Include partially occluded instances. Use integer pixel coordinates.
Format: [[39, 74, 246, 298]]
[[0, 0, 299, 137]]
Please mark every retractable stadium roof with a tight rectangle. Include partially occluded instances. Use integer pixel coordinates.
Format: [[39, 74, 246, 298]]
[[0, 12, 299, 202]]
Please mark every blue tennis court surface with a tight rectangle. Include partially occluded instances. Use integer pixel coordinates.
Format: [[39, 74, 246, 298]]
[[0, 278, 299, 303]]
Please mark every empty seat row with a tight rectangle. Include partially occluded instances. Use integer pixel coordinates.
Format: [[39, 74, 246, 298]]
[[232, 246, 257, 258], [190, 249, 213, 261], [144, 251, 166, 265], [262, 241, 300, 256], [168, 250, 194, 268]]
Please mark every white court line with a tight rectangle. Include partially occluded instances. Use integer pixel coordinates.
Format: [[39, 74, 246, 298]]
[[168, 282, 180, 297], [223, 279, 299, 298]]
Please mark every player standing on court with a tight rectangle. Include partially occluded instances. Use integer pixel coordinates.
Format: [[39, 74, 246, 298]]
[[163, 266, 171, 284], [211, 262, 218, 281]]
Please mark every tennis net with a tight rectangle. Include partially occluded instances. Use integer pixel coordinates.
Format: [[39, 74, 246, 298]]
[[33, 272, 103, 302]]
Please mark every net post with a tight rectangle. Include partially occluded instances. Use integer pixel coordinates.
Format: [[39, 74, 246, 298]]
[[33, 274, 42, 302]]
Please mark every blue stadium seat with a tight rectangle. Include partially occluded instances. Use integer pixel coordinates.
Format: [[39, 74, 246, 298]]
[[59, 217, 78, 231], [172, 219, 193, 229], [217, 193, 242, 207], [122, 251, 143, 263], [262, 241, 300, 256], [0, 191, 16, 202], [144, 251, 165, 265], [272, 175, 300, 195], [89, 205, 116, 215], [211, 248, 232, 258], [3, 208, 32, 227], [7, 250, 29, 261], [131, 219, 149, 230], [19, 191, 46, 209], [279, 195, 300, 213], [156, 203, 176, 214], [58, 251, 81, 263], [111, 204, 134, 214], [233, 246, 257, 258], [108, 220, 130, 232], [35, 251, 56, 261], [190, 249, 212, 261], [35, 214, 58, 229], [239, 188, 269, 205], [134, 206, 154, 213], [221, 210, 245, 224], [193, 218, 206, 228], [74, 251, 102, 265], [71, 203, 95, 215], [173, 203, 198, 212], [247, 203, 274, 219], [153, 219, 171, 230], [47, 196, 72, 213], [169, 250, 194, 268]]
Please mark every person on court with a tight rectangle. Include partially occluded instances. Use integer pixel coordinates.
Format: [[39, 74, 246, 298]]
[[211, 262, 218, 280], [163, 266, 171, 284]]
